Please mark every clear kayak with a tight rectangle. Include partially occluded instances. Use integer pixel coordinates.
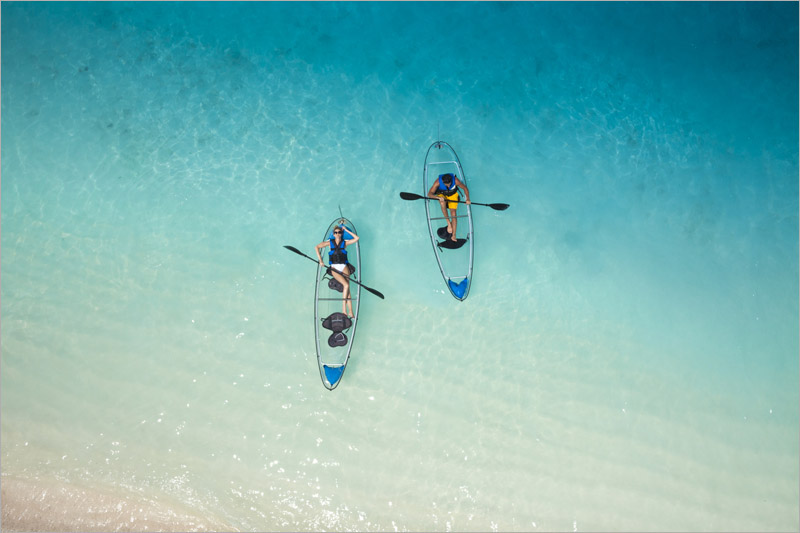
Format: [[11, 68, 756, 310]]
[[314, 217, 361, 390], [423, 141, 474, 301]]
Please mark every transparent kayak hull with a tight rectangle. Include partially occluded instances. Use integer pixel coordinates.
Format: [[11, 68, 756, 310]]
[[314, 217, 361, 390], [423, 141, 474, 301]]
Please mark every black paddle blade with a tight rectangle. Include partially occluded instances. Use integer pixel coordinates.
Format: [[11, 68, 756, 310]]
[[284, 245, 303, 254], [284, 245, 319, 265], [400, 191, 424, 201], [364, 285, 385, 299], [490, 203, 510, 211]]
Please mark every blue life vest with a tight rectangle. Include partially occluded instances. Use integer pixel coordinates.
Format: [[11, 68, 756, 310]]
[[328, 238, 348, 265], [437, 173, 459, 195]]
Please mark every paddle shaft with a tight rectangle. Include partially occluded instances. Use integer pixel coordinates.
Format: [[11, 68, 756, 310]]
[[399, 192, 509, 211], [283, 246, 385, 299]]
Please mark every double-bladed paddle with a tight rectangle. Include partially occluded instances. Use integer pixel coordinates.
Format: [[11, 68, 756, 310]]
[[399, 191, 509, 211], [283, 245, 385, 299]]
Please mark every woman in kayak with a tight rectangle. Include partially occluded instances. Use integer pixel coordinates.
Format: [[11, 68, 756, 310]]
[[315, 221, 359, 319], [427, 172, 470, 242]]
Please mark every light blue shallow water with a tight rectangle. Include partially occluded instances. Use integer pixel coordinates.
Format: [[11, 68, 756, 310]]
[[2, 2, 798, 531]]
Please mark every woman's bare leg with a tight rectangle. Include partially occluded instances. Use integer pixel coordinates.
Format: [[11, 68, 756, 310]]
[[344, 283, 353, 317], [331, 269, 352, 316]]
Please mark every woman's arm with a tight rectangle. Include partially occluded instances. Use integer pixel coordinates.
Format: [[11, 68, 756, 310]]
[[342, 224, 360, 246], [315, 241, 329, 264]]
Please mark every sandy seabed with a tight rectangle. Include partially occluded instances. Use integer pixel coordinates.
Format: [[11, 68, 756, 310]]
[[1, 477, 233, 533]]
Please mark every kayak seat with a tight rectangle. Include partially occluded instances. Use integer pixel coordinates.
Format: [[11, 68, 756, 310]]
[[322, 312, 352, 333], [328, 331, 348, 347], [328, 278, 344, 292], [437, 238, 467, 250]]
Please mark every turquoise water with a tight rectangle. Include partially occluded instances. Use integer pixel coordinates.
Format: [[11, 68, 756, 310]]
[[2, 2, 798, 531]]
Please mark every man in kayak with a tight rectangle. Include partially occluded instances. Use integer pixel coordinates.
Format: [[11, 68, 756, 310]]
[[315, 221, 359, 319], [428, 172, 470, 242]]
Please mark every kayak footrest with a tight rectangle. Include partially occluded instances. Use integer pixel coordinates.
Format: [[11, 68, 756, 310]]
[[429, 214, 470, 222]]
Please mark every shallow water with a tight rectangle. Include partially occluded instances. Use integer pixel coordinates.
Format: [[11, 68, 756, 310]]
[[2, 2, 798, 531]]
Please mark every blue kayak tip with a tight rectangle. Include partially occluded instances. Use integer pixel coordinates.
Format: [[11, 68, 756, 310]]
[[323, 365, 345, 388], [448, 278, 469, 299]]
